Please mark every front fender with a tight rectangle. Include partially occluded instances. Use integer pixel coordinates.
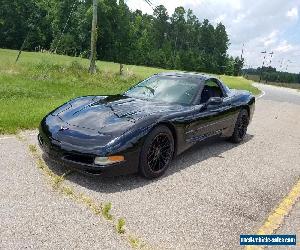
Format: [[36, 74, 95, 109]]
[[102, 115, 162, 155]]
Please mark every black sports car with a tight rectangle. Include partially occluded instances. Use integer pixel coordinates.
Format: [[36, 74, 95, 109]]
[[38, 72, 255, 179]]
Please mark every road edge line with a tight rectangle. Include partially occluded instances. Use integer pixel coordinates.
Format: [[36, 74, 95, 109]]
[[252, 82, 265, 100], [245, 179, 300, 250], [0, 136, 14, 140], [257, 90, 265, 99]]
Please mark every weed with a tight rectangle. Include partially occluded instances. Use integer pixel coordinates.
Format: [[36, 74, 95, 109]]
[[52, 175, 65, 189], [91, 204, 102, 215], [29, 144, 37, 153], [69, 60, 85, 73], [116, 218, 126, 234], [61, 186, 76, 197], [102, 202, 113, 220], [128, 235, 141, 248]]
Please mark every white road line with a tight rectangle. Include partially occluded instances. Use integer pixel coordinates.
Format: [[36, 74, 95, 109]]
[[253, 82, 266, 100], [28, 133, 37, 136], [257, 90, 266, 99], [0, 131, 37, 141], [0, 136, 14, 140]]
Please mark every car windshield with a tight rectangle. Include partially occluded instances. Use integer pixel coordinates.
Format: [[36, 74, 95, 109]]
[[125, 75, 200, 105]]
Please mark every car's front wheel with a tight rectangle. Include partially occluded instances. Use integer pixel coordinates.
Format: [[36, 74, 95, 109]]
[[230, 109, 249, 143], [139, 125, 174, 179]]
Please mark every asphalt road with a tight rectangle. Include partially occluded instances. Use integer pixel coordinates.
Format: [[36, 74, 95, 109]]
[[270, 201, 300, 250], [1, 84, 300, 249], [254, 82, 300, 105]]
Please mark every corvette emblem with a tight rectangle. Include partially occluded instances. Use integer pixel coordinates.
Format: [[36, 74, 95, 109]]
[[59, 126, 69, 131]]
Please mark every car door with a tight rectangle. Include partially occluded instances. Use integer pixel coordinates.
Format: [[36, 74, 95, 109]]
[[185, 78, 233, 143]]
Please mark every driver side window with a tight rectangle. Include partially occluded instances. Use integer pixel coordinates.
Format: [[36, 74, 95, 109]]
[[200, 79, 223, 104]]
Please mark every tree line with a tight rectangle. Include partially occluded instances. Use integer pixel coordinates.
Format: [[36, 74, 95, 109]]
[[0, 0, 244, 75], [244, 67, 300, 84]]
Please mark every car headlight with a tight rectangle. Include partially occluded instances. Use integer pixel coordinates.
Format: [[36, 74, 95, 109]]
[[94, 156, 125, 166]]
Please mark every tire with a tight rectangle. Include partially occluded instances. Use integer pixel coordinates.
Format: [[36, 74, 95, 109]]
[[230, 109, 249, 143], [139, 125, 175, 179]]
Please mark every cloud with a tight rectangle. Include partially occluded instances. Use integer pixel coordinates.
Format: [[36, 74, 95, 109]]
[[126, 0, 300, 73], [261, 30, 279, 47], [286, 7, 298, 20], [275, 40, 294, 53]]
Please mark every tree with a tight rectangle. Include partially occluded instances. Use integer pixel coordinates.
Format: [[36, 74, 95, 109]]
[[214, 23, 229, 74], [170, 7, 186, 53], [152, 5, 169, 49], [233, 57, 244, 76], [0, 0, 51, 51], [116, 0, 131, 75], [0, 1, 236, 76]]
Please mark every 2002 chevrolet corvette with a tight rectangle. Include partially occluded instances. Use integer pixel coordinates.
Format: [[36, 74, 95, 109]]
[[38, 72, 255, 179]]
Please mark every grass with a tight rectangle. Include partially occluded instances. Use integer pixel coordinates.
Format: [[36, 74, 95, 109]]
[[116, 218, 126, 234], [128, 236, 141, 248], [102, 202, 113, 220], [245, 74, 300, 90], [0, 48, 260, 134], [262, 81, 300, 90]]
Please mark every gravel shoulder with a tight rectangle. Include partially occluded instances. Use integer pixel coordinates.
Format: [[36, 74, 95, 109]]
[[0, 137, 129, 250]]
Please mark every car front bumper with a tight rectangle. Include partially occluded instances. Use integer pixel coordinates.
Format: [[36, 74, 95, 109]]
[[38, 133, 139, 177]]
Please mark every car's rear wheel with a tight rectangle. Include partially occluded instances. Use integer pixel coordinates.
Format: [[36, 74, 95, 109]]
[[230, 109, 249, 143], [139, 125, 174, 179]]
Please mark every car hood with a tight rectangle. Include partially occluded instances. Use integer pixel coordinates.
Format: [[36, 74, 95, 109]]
[[42, 95, 185, 154], [57, 95, 182, 135]]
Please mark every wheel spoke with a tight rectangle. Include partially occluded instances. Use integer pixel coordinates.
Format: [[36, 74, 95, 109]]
[[237, 115, 248, 139], [147, 133, 172, 173]]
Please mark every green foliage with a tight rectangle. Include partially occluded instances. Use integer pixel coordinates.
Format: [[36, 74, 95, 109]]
[[29, 144, 37, 153], [0, 0, 240, 75], [102, 202, 113, 220], [116, 218, 126, 234], [244, 66, 300, 84], [233, 57, 244, 76], [128, 236, 141, 248], [0, 49, 259, 134]]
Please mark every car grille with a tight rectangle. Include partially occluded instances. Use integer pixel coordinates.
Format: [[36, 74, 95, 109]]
[[38, 133, 95, 165], [63, 154, 94, 165]]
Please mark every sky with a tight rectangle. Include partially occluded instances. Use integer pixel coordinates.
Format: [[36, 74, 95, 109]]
[[126, 0, 300, 73]]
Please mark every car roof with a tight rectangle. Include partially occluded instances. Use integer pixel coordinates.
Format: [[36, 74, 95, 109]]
[[155, 72, 214, 81]]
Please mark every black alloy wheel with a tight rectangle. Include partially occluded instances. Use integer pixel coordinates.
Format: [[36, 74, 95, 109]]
[[230, 109, 249, 143], [237, 113, 248, 139], [139, 126, 174, 179], [147, 133, 172, 173]]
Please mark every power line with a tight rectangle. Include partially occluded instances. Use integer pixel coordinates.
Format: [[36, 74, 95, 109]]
[[259, 51, 267, 82], [144, 0, 155, 10], [51, 1, 78, 53]]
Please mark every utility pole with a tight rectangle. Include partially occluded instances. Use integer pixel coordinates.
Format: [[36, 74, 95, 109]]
[[240, 43, 245, 76], [89, 0, 98, 74], [240, 43, 245, 60], [259, 51, 267, 82], [264, 51, 274, 83], [285, 60, 292, 72]]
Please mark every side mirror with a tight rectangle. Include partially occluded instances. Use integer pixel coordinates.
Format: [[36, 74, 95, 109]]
[[207, 97, 223, 106]]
